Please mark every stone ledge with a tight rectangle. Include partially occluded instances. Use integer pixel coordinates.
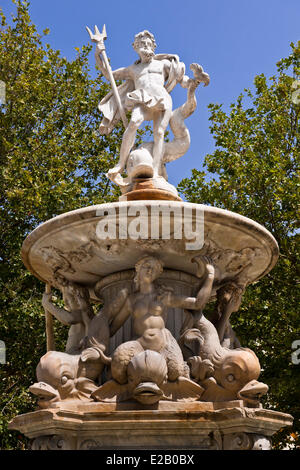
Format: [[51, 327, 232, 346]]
[[9, 402, 293, 450]]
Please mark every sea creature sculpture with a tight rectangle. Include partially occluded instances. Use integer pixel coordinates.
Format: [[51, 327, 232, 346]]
[[29, 351, 99, 408], [179, 314, 268, 406]]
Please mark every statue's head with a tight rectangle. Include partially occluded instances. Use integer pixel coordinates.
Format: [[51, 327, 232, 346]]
[[132, 30, 156, 61], [134, 256, 163, 289]]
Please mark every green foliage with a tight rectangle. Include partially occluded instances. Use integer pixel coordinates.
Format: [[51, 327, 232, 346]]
[[179, 41, 300, 449], [0, 0, 128, 449]]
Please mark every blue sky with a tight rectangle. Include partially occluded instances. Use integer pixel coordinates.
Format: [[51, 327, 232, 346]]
[[1, 0, 299, 187]]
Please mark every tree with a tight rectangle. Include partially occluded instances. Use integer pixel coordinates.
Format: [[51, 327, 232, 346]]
[[178, 41, 300, 449], [0, 0, 127, 449]]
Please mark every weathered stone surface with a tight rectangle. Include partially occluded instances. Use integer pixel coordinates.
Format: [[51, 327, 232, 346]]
[[95, 268, 199, 352], [9, 24, 293, 451], [21, 201, 279, 292], [86, 28, 210, 197], [15, 198, 290, 449], [223, 432, 272, 450], [9, 402, 292, 450], [28, 254, 270, 408]]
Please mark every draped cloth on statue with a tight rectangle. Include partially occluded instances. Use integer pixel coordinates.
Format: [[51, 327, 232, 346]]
[[98, 54, 185, 135]]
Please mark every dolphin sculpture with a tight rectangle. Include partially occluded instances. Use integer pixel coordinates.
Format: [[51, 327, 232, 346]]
[[179, 313, 268, 406]]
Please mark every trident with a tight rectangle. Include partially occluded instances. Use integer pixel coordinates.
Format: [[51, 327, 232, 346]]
[[86, 24, 128, 128]]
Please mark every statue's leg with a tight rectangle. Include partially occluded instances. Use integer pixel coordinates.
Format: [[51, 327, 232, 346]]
[[152, 109, 172, 178], [107, 106, 145, 178]]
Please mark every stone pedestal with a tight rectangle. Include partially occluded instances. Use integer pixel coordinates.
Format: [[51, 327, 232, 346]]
[[9, 401, 292, 450]]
